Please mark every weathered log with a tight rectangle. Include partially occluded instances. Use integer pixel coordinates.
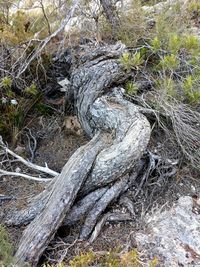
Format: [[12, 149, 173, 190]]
[[14, 43, 151, 265], [6, 43, 148, 227], [15, 133, 108, 265]]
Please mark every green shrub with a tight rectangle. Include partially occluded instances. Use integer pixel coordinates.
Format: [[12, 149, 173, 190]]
[[1, 76, 12, 89], [182, 35, 200, 55], [119, 52, 144, 71], [183, 75, 200, 103], [167, 34, 181, 54], [159, 54, 179, 71], [151, 37, 161, 52], [43, 249, 148, 267], [0, 225, 15, 266], [69, 252, 96, 267], [24, 83, 38, 96], [156, 78, 177, 99], [187, 1, 200, 17], [125, 82, 139, 95]]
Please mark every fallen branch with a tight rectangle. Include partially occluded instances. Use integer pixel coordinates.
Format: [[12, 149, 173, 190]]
[[0, 137, 58, 177], [0, 169, 52, 182]]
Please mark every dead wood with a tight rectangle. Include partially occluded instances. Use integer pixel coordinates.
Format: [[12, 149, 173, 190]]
[[13, 43, 151, 265], [89, 212, 132, 243], [15, 133, 108, 265], [79, 176, 130, 240], [63, 187, 109, 227]]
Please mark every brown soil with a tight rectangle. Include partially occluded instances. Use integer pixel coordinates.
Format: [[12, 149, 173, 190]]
[[0, 114, 200, 265]]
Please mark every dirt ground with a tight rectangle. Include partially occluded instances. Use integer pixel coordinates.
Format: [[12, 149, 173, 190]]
[[0, 114, 200, 265]]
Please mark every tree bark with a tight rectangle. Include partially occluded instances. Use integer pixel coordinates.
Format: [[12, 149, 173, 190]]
[[16, 133, 108, 265], [13, 43, 151, 266]]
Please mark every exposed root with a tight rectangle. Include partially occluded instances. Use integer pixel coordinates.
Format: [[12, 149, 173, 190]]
[[89, 212, 132, 243], [63, 187, 109, 227], [79, 176, 130, 240], [15, 133, 107, 265], [0, 194, 13, 203], [24, 128, 37, 163]]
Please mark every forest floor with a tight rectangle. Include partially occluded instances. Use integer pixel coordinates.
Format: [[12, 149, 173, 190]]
[[1, 114, 200, 265]]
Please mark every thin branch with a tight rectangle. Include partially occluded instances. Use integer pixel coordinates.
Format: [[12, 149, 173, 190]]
[[0, 169, 52, 182], [5, 147, 59, 176], [39, 0, 51, 35], [16, 0, 80, 78], [0, 137, 59, 176]]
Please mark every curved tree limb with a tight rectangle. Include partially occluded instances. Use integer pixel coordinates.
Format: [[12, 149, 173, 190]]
[[13, 43, 151, 266], [15, 133, 108, 265]]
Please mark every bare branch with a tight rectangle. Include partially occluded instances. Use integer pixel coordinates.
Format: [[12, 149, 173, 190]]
[[0, 169, 52, 182], [0, 137, 59, 176], [16, 0, 80, 78]]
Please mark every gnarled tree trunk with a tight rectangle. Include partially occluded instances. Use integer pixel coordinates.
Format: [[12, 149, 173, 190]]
[[12, 43, 151, 266]]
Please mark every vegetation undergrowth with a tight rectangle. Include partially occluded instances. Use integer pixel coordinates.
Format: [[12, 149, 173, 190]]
[[43, 249, 159, 267], [0, 225, 16, 266], [117, 0, 200, 169]]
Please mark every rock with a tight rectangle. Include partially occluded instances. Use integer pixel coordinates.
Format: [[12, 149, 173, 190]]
[[142, 0, 190, 14], [134, 196, 200, 266]]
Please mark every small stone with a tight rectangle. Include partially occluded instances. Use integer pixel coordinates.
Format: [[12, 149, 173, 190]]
[[10, 99, 18, 105]]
